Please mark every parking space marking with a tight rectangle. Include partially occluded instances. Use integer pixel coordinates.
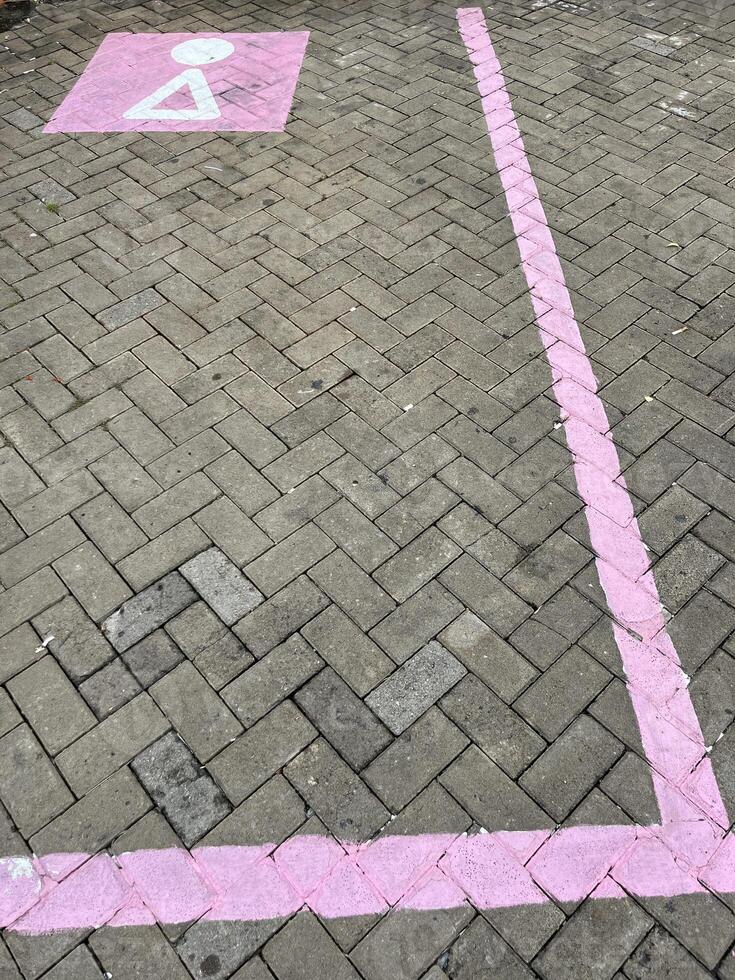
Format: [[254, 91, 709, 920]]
[[3, 9, 732, 934], [44, 31, 309, 133]]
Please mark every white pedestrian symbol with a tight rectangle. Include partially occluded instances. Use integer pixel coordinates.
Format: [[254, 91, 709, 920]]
[[123, 37, 234, 122]]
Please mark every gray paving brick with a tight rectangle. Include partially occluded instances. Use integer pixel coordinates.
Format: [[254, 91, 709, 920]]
[[516, 645, 612, 741], [30, 766, 150, 855], [262, 431, 343, 492], [364, 706, 468, 812], [0, 404, 63, 462], [370, 580, 462, 664], [145, 430, 228, 489], [295, 666, 391, 770], [442, 674, 545, 777], [132, 731, 229, 847], [623, 925, 712, 980], [379, 433, 458, 495], [40, 945, 104, 980], [8, 655, 95, 755], [636, 894, 735, 970], [440, 456, 521, 523], [255, 474, 339, 543], [90, 926, 193, 980], [301, 604, 393, 696], [377, 477, 459, 547], [272, 392, 346, 447], [535, 897, 651, 980], [520, 714, 623, 822], [194, 496, 273, 568], [216, 408, 286, 468], [206, 449, 280, 516], [12, 469, 101, 534], [181, 547, 263, 624], [309, 549, 396, 630], [151, 661, 241, 761], [0, 566, 68, 639], [89, 446, 161, 511], [440, 555, 533, 637], [53, 389, 132, 441], [117, 519, 210, 591], [246, 523, 335, 597], [373, 527, 461, 603], [56, 692, 168, 794], [53, 540, 133, 621], [72, 491, 147, 563], [351, 907, 473, 980], [79, 658, 142, 719], [209, 701, 315, 805], [264, 911, 361, 980], [122, 629, 183, 689], [322, 453, 400, 518], [653, 534, 725, 612], [132, 472, 219, 537], [440, 610, 537, 701], [0, 725, 74, 836], [160, 390, 237, 445], [0, 446, 44, 507], [201, 774, 305, 849], [446, 917, 536, 980], [285, 737, 390, 839], [223, 633, 322, 727], [440, 744, 552, 833], [0, 515, 84, 588], [366, 641, 465, 734], [102, 572, 196, 652]]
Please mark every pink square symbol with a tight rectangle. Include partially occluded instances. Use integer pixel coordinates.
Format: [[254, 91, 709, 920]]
[[44, 31, 309, 133]]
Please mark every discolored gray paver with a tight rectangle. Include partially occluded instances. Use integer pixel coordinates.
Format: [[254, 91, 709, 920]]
[[101, 572, 196, 652]]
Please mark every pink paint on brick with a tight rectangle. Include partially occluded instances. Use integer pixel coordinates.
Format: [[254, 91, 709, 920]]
[[44, 31, 309, 133], [1, 830, 734, 933], [5, 9, 730, 934]]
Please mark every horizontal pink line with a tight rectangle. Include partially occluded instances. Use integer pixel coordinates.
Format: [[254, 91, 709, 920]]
[[2, 829, 733, 933]]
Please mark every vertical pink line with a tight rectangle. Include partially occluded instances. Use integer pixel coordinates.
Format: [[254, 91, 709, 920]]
[[456, 7, 728, 832]]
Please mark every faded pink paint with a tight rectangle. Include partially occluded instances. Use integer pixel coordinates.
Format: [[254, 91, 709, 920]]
[[44, 32, 309, 133], [5, 8, 731, 935]]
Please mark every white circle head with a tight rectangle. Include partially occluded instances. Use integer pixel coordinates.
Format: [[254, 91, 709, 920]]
[[171, 38, 234, 66]]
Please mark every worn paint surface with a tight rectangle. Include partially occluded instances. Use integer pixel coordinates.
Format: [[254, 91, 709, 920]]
[[44, 31, 309, 133], [3, 8, 731, 932]]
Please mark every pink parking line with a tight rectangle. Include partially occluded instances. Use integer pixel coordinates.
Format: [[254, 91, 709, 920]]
[[455, 5, 728, 835], [2, 8, 731, 935]]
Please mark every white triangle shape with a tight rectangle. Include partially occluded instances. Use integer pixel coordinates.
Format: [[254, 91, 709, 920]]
[[123, 67, 221, 121]]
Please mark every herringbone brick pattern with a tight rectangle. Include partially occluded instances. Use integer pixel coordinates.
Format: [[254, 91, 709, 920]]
[[0, 0, 734, 976]]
